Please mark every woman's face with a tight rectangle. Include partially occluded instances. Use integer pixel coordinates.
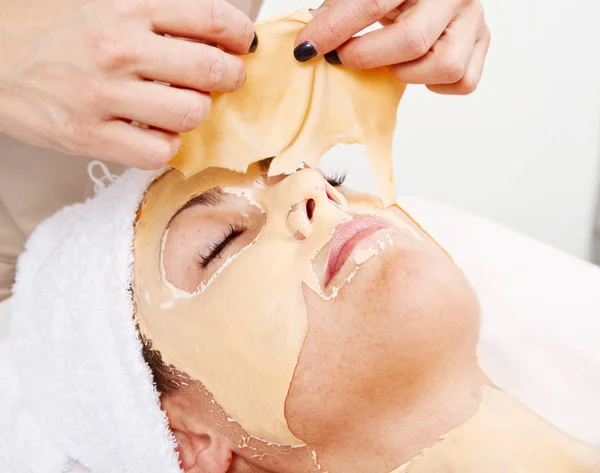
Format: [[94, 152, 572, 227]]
[[134, 164, 480, 446]]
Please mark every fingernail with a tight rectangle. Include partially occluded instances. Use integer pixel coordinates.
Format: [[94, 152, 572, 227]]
[[249, 32, 259, 53], [294, 41, 318, 62], [324, 50, 342, 65]]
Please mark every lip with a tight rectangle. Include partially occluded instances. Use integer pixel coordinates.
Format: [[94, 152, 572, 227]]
[[325, 215, 392, 286]]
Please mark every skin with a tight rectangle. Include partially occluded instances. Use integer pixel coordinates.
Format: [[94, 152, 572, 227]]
[[140, 167, 488, 473], [297, 0, 491, 95], [0, 0, 257, 168]]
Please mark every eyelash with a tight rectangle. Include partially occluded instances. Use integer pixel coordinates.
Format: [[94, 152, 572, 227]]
[[324, 170, 346, 187], [195, 223, 247, 269]]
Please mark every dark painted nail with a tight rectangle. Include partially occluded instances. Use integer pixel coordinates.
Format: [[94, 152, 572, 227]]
[[294, 41, 318, 62], [324, 50, 342, 65], [249, 32, 259, 53]]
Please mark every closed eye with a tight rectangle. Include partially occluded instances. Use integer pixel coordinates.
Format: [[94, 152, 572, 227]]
[[194, 223, 246, 268]]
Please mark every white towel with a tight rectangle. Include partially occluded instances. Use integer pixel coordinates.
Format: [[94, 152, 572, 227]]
[[5, 167, 182, 473]]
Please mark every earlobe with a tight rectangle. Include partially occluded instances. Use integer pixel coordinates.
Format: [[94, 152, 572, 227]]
[[172, 428, 233, 473]]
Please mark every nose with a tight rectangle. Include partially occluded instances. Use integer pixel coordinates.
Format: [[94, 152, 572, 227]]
[[268, 169, 346, 241]]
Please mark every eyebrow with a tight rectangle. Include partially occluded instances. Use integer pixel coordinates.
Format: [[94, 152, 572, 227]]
[[170, 187, 226, 223]]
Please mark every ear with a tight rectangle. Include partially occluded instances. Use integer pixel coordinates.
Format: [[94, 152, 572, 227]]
[[172, 428, 232, 473], [164, 397, 233, 473]]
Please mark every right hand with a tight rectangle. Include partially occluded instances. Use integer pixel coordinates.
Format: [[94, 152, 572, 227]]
[[0, 0, 257, 169]]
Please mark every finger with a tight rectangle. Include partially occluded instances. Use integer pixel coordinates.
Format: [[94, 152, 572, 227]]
[[108, 80, 212, 133], [427, 26, 490, 95], [137, 35, 246, 93], [91, 120, 181, 169], [335, 0, 460, 69], [294, 0, 404, 61], [387, 3, 483, 84], [150, 0, 256, 55]]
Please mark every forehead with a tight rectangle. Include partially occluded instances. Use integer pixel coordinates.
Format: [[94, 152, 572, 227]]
[[137, 166, 263, 231]]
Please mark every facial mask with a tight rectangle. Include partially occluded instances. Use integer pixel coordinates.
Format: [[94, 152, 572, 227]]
[[134, 166, 351, 445], [168, 7, 406, 207], [391, 387, 600, 473]]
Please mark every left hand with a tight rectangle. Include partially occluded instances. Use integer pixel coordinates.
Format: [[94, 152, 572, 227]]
[[294, 0, 491, 95]]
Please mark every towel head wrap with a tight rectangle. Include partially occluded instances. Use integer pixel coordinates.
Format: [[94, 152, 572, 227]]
[[9, 168, 182, 473]]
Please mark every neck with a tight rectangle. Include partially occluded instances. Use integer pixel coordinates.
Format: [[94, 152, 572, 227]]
[[307, 361, 490, 473], [394, 386, 600, 473], [243, 362, 599, 473]]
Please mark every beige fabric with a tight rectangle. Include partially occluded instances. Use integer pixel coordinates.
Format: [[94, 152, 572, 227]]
[[0, 0, 264, 302]]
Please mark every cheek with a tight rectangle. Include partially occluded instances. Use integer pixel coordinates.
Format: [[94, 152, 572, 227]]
[[285, 249, 480, 441], [162, 231, 199, 292]]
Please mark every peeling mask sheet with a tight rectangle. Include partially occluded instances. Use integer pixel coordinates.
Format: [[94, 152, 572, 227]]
[[136, 6, 410, 450], [168, 8, 406, 206], [134, 166, 352, 446]]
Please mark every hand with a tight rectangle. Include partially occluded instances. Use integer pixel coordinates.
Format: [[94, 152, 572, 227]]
[[294, 0, 490, 95], [0, 0, 257, 169]]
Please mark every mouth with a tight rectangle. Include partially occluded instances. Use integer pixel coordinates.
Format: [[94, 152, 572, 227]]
[[325, 215, 392, 286]]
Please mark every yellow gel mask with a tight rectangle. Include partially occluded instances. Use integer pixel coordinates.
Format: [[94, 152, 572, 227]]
[[134, 166, 350, 446], [169, 8, 406, 207]]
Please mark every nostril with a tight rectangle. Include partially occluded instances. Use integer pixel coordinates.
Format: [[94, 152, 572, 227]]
[[306, 198, 315, 221]]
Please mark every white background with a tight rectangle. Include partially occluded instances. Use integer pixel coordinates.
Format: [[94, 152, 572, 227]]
[[258, 0, 600, 261]]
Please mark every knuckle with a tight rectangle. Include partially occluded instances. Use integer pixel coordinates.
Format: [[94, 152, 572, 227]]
[[201, 53, 225, 90], [232, 57, 246, 90], [457, 75, 479, 95], [82, 79, 110, 110], [323, 19, 348, 45], [90, 29, 139, 71], [146, 136, 180, 168], [402, 29, 430, 59], [179, 95, 211, 130], [482, 25, 491, 43], [436, 53, 465, 83], [353, 53, 367, 69], [206, 0, 227, 35], [346, 45, 368, 69], [63, 120, 96, 156], [357, 0, 388, 22]]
